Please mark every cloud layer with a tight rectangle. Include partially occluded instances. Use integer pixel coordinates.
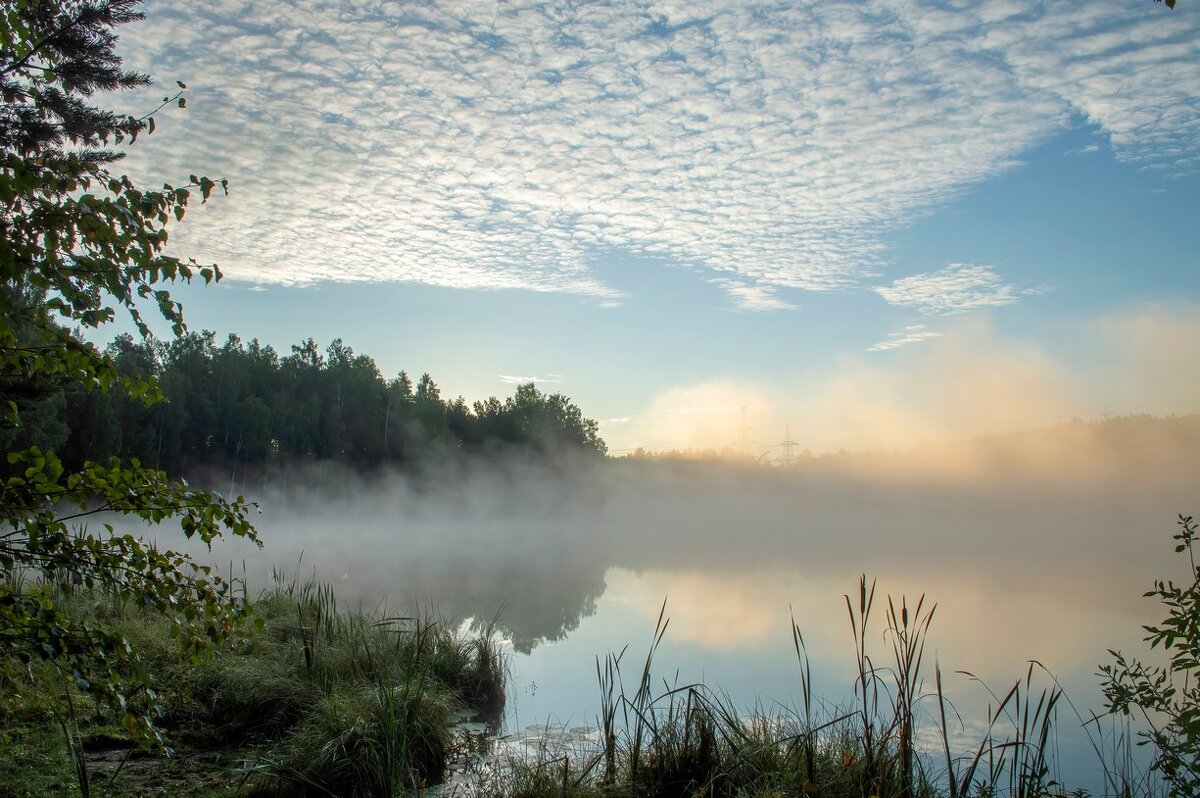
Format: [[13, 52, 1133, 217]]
[[116, 1, 1200, 306], [613, 304, 1200, 454]]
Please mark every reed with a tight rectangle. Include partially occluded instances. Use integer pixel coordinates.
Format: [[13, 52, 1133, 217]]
[[886, 592, 937, 798], [493, 574, 1148, 798]]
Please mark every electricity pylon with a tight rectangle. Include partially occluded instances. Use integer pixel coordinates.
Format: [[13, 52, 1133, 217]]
[[774, 425, 802, 467]]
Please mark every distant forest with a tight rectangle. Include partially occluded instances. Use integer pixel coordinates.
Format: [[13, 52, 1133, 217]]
[[4, 331, 607, 474]]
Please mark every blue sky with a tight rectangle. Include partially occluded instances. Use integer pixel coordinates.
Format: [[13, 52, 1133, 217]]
[[112, 0, 1200, 454]]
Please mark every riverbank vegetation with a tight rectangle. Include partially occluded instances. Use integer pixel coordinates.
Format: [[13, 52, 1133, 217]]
[[0, 572, 505, 798], [0, 3, 576, 794]]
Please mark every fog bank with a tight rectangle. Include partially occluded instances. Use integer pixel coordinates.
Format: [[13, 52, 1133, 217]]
[[156, 414, 1200, 655]]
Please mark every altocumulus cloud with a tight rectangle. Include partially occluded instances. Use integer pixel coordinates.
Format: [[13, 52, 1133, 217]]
[[498, 374, 564, 385], [874, 263, 1043, 317], [868, 324, 943, 352], [115, 1, 1200, 308]]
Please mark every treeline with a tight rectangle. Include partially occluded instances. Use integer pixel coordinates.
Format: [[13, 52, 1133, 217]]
[[6, 331, 606, 474]]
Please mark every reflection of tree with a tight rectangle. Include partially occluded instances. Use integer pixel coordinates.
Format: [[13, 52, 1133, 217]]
[[401, 554, 608, 654], [292, 546, 609, 656], [467, 561, 607, 654]]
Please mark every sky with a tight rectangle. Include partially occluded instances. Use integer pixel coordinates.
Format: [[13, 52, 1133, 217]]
[[111, 0, 1200, 455]]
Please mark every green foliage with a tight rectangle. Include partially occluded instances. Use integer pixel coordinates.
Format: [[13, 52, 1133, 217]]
[[35, 330, 608, 473], [0, 447, 258, 743], [0, 0, 256, 749], [0, 1, 224, 393], [198, 577, 501, 797], [1099, 515, 1200, 797], [1, 578, 505, 797]]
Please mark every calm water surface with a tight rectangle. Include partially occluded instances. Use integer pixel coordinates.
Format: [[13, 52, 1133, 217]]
[[174, 419, 1200, 795]]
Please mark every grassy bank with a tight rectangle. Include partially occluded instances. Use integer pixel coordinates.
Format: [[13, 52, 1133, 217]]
[[0, 573, 505, 798]]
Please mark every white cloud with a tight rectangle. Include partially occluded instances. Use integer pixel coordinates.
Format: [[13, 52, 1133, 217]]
[[868, 324, 944, 352], [498, 374, 564, 385], [114, 1, 1200, 306], [874, 264, 1041, 316], [1088, 302, 1200, 415], [612, 380, 776, 453], [615, 318, 1077, 454], [713, 279, 797, 312]]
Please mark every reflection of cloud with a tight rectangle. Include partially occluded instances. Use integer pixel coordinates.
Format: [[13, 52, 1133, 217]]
[[874, 264, 1041, 316], [605, 564, 1155, 684], [868, 323, 943, 352], [608, 569, 777, 649], [115, 1, 1200, 306]]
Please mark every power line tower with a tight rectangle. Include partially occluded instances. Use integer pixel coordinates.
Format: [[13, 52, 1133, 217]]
[[774, 425, 802, 467]]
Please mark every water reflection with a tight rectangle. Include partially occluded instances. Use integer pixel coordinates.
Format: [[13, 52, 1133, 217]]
[[167, 417, 1199, 655], [156, 417, 1197, 791]]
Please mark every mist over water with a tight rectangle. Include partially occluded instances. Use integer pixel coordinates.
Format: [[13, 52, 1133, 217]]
[[162, 414, 1198, 789], [179, 414, 1196, 650]]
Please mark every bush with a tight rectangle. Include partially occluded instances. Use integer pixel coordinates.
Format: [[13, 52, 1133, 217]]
[[1099, 514, 1200, 797]]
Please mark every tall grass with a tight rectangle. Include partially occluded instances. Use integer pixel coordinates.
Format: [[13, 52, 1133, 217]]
[[220, 571, 505, 797], [1, 568, 506, 798], [489, 574, 1155, 798]]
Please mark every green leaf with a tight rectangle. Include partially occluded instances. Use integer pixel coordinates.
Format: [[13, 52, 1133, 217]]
[[0, 0, 251, 753]]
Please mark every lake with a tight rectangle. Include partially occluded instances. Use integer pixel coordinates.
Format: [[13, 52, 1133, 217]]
[[168, 416, 1200, 795]]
